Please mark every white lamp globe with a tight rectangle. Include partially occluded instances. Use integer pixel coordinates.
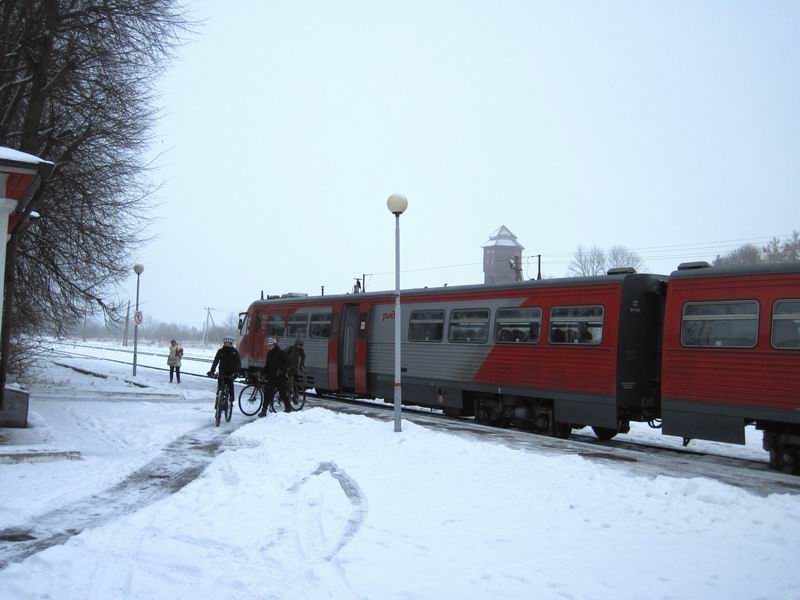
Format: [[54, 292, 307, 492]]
[[386, 194, 408, 215]]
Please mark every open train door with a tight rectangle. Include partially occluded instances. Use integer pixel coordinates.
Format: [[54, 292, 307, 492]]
[[338, 303, 370, 393], [237, 311, 251, 360]]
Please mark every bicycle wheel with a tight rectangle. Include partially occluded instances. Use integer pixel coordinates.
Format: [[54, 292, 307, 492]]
[[224, 389, 233, 422], [238, 385, 264, 416], [214, 391, 223, 426], [268, 389, 279, 413], [290, 382, 306, 411]]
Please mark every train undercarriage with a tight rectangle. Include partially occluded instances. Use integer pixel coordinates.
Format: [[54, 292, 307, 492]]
[[468, 393, 629, 441], [760, 424, 800, 474]]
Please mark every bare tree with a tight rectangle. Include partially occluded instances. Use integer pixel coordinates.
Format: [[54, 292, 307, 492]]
[[0, 1, 192, 363], [606, 245, 645, 271], [763, 231, 800, 263], [762, 237, 784, 263], [568, 245, 606, 276], [713, 244, 763, 267]]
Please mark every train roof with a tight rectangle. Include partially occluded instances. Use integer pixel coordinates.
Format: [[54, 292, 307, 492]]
[[248, 271, 667, 307], [669, 261, 800, 280]]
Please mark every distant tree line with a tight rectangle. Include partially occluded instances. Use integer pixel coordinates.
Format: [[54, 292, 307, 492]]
[[568, 245, 645, 277], [714, 232, 800, 267], [59, 312, 240, 346], [566, 232, 799, 277]]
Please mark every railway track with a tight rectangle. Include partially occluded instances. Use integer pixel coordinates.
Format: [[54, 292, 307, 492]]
[[46, 341, 213, 365], [44, 343, 800, 496], [306, 394, 800, 496]]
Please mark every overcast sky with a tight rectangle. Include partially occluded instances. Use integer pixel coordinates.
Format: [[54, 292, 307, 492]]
[[121, 0, 800, 327]]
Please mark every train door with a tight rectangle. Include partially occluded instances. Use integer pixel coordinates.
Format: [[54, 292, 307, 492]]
[[339, 304, 359, 390], [237, 311, 251, 359]]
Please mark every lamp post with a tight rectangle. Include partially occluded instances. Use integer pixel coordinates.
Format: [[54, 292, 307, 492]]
[[132, 263, 144, 376], [386, 193, 408, 432]]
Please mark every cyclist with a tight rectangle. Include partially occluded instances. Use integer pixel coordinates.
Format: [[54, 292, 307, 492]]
[[259, 336, 291, 416], [208, 335, 241, 403], [286, 336, 306, 383]]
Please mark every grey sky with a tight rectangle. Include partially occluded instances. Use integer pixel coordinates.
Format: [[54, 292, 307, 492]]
[[123, 0, 800, 327]]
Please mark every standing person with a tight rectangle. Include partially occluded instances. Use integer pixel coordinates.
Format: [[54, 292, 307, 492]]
[[285, 336, 306, 382], [207, 336, 241, 402], [167, 339, 184, 383], [259, 337, 291, 416]]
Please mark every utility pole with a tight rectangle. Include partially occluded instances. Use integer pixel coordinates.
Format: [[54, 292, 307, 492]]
[[201, 307, 217, 347], [511, 255, 523, 282], [122, 300, 130, 346]]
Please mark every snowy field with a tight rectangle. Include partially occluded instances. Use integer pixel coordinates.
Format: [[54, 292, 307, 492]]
[[0, 340, 798, 599]]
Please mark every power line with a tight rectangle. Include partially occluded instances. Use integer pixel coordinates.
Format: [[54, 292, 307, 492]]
[[365, 232, 796, 278]]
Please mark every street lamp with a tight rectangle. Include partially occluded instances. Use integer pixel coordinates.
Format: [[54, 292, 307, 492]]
[[386, 193, 408, 432], [132, 263, 144, 376]]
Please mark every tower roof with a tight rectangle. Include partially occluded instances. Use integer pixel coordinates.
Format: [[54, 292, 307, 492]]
[[483, 225, 524, 249]]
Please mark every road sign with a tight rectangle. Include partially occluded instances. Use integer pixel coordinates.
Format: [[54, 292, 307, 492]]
[[134, 311, 143, 325]]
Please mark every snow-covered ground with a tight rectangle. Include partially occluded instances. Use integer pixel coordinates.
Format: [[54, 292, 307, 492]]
[[0, 340, 798, 599]]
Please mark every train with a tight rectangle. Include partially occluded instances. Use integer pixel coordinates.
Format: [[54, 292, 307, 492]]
[[235, 261, 800, 473]]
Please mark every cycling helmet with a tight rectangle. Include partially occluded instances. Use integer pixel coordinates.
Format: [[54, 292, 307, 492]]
[[295, 336, 304, 346], [265, 337, 277, 347], [223, 335, 235, 344]]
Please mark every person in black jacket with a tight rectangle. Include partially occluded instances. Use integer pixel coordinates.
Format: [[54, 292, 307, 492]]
[[208, 336, 241, 403], [285, 336, 306, 381], [259, 336, 291, 416]]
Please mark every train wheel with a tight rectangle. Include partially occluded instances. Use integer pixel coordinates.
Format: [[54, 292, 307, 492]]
[[552, 422, 571, 439], [592, 426, 618, 441], [780, 449, 799, 475], [475, 402, 499, 426]]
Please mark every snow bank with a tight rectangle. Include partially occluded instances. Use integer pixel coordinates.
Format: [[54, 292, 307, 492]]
[[2, 407, 798, 600]]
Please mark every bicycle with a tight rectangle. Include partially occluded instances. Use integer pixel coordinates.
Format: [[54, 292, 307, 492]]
[[268, 372, 306, 413], [211, 373, 234, 426], [237, 372, 306, 416], [238, 379, 264, 416]]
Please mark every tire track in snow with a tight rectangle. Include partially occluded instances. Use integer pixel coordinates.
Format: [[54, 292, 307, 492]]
[[285, 461, 369, 562], [0, 421, 246, 570], [264, 461, 368, 598]]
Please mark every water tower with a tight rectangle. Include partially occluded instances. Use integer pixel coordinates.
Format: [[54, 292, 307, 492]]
[[483, 225, 523, 284]]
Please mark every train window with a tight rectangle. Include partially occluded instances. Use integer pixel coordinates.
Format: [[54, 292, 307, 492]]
[[771, 300, 800, 349], [287, 314, 309, 337], [448, 309, 489, 343], [548, 305, 603, 345], [409, 309, 444, 342], [681, 301, 759, 348], [239, 314, 250, 336], [495, 307, 542, 344], [266, 315, 285, 337], [309, 313, 332, 338]]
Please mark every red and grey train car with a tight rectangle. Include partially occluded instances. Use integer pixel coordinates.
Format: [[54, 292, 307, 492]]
[[661, 262, 800, 470], [237, 263, 800, 471]]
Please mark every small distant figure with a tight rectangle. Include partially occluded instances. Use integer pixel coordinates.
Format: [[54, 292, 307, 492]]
[[286, 336, 306, 381], [208, 336, 241, 402], [167, 339, 184, 383]]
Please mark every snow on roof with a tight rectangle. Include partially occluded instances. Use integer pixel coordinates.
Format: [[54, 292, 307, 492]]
[[0, 146, 52, 166], [483, 224, 524, 248]]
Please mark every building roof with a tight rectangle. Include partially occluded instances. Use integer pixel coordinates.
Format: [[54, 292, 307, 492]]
[[483, 225, 524, 249], [0, 146, 52, 167]]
